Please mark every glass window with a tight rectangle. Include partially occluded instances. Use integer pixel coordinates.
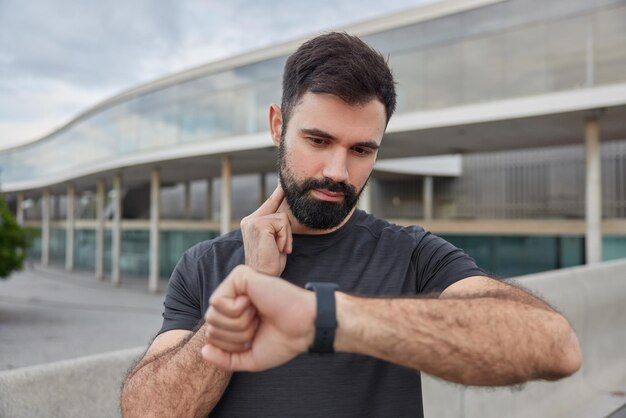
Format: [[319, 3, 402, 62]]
[[547, 15, 588, 91], [424, 43, 463, 109], [0, 153, 11, 182], [74, 229, 96, 271], [389, 50, 426, 112], [603, 236, 626, 261], [461, 34, 505, 104], [235, 56, 286, 82], [231, 86, 257, 135], [253, 78, 281, 133], [160, 230, 219, 276], [594, 5, 626, 86], [179, 95, 203, 144], [503, 24, 549, 97], [49, 228, 66, 264], [561, 236, 584, 267]]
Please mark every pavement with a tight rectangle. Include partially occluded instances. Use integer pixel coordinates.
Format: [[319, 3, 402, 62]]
[[0, 264, 167, 371], [610, 403, 626, 418]]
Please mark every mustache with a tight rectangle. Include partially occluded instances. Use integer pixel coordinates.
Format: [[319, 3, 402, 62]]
[[299, 178, 356, 196]]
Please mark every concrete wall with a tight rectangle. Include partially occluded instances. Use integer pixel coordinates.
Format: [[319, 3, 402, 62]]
[[0, 347, 143, 418], [423, 258, 626, 418], [1, 260, 625, 418]]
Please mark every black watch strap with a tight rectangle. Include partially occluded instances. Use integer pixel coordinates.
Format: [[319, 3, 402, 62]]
[[305, 282, 339, 354]]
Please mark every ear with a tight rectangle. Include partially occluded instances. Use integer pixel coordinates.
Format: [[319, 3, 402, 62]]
[[269, 104, 283, 146]]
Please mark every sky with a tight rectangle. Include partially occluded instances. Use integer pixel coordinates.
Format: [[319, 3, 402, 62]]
[[0, 0, 435, 151]]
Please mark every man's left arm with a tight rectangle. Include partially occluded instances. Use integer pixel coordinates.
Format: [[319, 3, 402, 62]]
[[201, 267, 582, 387], [334, 275, 582, 386]]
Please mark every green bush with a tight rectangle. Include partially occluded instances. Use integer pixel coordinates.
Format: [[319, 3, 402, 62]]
[[0, 194, 32, 279]]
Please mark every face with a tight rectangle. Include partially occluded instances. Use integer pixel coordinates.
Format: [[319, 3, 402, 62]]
[[271, 92, 387, 230]]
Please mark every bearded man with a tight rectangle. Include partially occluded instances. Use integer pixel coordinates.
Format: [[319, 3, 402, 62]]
[[121, 32, 581, 418]]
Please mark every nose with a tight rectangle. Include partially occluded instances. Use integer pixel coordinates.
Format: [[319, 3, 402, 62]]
[[322, 150, 349, 184]]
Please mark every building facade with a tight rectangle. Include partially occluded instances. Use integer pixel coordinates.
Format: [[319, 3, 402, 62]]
[[1, 0, 625, 288]]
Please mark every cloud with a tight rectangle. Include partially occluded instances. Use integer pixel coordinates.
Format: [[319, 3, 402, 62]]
[[0, 77, 112, 145], [0, 0, 180, 87], [0, 0, 435, 149]]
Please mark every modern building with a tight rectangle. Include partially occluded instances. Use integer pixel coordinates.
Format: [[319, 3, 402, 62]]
[[1, 0, 625, 291]]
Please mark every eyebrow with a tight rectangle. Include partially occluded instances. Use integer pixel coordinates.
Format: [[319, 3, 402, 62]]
[[300, 128, 380, 150]]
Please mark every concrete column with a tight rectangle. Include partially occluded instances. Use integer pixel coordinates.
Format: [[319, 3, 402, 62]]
[[358, 181, 372, 213], [423, 176, 434, 221], [111, 174, 122, 286], [54, 195, 60, 220], [259, 172, 267, 205], [206, 178, 213, 221], [221, 156, 232, 235], [65, 183, 75, 271], [16, 192, 24, 226], [95, 178, 105, 280], [184, 181, 192, 219], [149, 168, 161, 293], [585, 117, 602, 264], [41, 189, 50, 267]]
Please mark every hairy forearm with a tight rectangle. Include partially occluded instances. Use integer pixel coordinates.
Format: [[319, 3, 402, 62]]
[[121, 323, 232, 418], [334, 293, 581, 386]]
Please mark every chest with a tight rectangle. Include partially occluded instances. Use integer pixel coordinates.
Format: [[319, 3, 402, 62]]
[[282, 235, 417, 296]]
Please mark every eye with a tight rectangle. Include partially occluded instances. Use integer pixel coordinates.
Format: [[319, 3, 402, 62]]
[[307, 137, 328, 146], [352, 146, 373, 156]]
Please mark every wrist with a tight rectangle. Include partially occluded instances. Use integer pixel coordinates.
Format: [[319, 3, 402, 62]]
[[302, 290, 317, 352], [334, 292, 359, 353]]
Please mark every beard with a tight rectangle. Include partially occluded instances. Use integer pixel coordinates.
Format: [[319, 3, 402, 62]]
[[278, 139, 366, 230]]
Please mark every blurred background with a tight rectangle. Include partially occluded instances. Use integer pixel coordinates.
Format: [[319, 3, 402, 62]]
[[2, 0, 626, 286], [1, 0, 625, 284], [0, 1, 625, 416]]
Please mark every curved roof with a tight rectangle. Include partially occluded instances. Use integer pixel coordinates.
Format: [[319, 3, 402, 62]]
[[2, 0, 626, 195]]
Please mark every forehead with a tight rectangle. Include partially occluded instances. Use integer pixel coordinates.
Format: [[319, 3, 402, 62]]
[[287, 92, 387, 144]]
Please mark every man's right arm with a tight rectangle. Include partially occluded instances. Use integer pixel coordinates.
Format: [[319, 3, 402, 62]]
[[121, 183, 287, 417], [121, 324, 232, 418]]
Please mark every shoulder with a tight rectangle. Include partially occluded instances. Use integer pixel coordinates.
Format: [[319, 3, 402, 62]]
[[354, 211, 460, 262], [183, 229, 243, 261], [172, 229, 244, 279], [167, 229, 245, 303], [353, 210, 427, 243]]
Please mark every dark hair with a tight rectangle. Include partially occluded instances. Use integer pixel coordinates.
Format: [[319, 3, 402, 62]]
[[281, 32, 396, 131]]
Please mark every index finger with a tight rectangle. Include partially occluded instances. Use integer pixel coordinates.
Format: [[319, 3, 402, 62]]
[[250, 183, 284, 217]]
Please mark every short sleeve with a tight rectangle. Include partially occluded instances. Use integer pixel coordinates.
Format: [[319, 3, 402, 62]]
[[413, 231, 486, 295], [158, 251, 203, 335]]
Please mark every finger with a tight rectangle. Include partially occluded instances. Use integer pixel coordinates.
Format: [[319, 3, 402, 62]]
[[201, 344, 252, 372], [201, 344, 234, 370], [277, 217, 293, 254], [206, 335, 251, 353], [206, 306, 257, 331], [285, 217, 293, 254], [206, 320, 258, 345], [205, 323, 255, 353], [250, 185, 285, 217], [271, 216, 291, 253], [212, 341, 249, 353], [208, 294, 250, 318]]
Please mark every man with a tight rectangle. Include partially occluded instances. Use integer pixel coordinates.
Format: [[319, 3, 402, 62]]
[[121, 32, 581, 417]]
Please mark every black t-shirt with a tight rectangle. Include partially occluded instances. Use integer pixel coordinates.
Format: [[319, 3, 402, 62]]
[[159, 210, 485, 417]]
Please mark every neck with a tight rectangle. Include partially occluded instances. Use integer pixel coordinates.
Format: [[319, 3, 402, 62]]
[[278, 200, 356, 235]]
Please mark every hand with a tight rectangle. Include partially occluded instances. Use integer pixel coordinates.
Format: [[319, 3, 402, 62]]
[[201, 265, 315, 372], [240, 184, 292, 276]]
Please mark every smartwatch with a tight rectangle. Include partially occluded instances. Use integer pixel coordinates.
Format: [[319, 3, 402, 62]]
[[305, 282, 339, 354]]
